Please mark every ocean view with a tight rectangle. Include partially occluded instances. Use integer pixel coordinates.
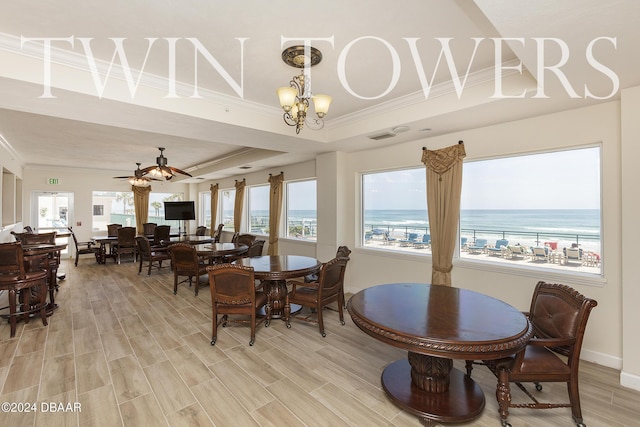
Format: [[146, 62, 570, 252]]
[[225, 208, 601, 253], [364, 209, 601, 253]]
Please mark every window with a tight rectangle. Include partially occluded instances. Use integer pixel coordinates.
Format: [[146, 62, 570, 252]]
[[248, 185, 269, 235], [460, 147, 601, 275], [361, 169, 427, 251], [286, 180, 317, 240], [220, 189, 236, 230], [200, 192, 212, 228], [91, 191, 184, 233], [92, 191, 134, 231], [149, 192, 184, 230]]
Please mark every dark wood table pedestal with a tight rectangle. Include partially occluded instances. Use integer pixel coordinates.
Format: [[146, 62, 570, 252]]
[[347, 283, 532, 426], [382, 354, 484, 426], [234, 255, 321, 319]]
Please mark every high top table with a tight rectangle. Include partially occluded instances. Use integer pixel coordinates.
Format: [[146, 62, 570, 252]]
[[347, 283, 532, 426]]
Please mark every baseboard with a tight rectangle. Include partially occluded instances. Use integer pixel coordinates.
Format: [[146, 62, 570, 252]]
[[581, 348, 622, 370], [620, 371, 640, 391]]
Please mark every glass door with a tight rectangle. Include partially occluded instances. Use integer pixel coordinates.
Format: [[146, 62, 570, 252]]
[[32, 191, 73, 255]]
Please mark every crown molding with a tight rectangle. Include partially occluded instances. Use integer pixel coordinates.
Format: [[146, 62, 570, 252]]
[[0, 32, 279, 117]]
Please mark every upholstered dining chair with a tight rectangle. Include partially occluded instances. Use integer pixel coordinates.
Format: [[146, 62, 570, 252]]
[[68, 226, 99, 266], [115, 227, 137, 264], [195, 226, 207, 236], [212, 223, 224, 243], [142, 222, 157, 236], [285, 256, 349, 337], [152, 225, 171, 247], [135, 236, 171, 275], [206, 263, 269, 346], [304, 246, 351, 307], [466, 281, 598, 427], [107, 223, 122, 237], [169, 243, 208, 295], [0, 242, 49, 337], [245, 239, 265, 258]]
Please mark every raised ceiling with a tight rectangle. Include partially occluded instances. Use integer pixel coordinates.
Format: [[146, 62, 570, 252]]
[[1, 0, 639, 182]]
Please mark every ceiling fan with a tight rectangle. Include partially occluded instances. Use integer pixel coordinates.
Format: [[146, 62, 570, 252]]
[[113, 162, 161, 187], [140, 147, 193, 180]]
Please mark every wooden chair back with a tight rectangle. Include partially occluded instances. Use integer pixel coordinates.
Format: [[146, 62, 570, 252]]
[[0, 241, 25, 278], [212, 224, 224, 242], [153, 225, 171, 245], [143, 223, 157, 236], [107, 224, 122, 237]]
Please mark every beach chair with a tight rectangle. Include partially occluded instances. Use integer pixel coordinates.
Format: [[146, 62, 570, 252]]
[[531, 246, 549, 262], [413, 234, 431, 249], [460, 237, 468, 251], [467, 238, 487, 254], [399, 233, 418, 247], [486, 239, 509, 256], [507, 245, 527, 260], [565, 247, 583, 265], [382, 232, 396, 245]]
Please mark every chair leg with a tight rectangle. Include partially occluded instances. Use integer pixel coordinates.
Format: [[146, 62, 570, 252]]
[[211, 309, 217, 345], [317, 303, 326, 337], [465, 360, 474, 377], [37, 281, 48, 327], [338, 294, 345, 325], [568, 379, 584, 426], [249, 311, 256, 346], [147, 260, 152, 275], [8, 289, 17, 338], [284, 295, 291, 329], [496, 368, 512, 426], [173, 274, 178, 295], [138, 257, 143, 274], [75, 253, 79, 267]]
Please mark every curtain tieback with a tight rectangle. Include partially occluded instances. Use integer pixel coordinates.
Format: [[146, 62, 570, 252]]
[[433, 265, 452, 273]]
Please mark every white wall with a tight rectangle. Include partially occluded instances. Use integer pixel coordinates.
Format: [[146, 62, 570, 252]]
[[620, 87, 640, 390]]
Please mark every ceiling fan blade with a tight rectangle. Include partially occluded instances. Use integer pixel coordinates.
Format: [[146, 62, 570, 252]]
[[168, 166, 193, 177], [139, 165, 157, 174]]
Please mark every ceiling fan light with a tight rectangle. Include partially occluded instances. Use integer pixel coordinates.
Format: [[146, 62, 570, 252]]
[[129, 177, 150, 187], [277, 86, 297, 111], [313, 94, 332, 117]]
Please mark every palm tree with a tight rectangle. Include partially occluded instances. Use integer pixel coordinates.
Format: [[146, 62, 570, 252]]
[[151, 201, 162, 217]]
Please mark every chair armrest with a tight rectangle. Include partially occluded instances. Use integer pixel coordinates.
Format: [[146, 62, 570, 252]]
[[528, 337, 576, 347], [287, 280, 318, 292]]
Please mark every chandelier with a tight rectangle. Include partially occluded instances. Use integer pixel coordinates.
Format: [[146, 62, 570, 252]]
[[276, 46, 332, 134]]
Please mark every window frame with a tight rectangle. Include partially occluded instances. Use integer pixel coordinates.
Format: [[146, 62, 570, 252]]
[[358, 145, 604, 282], [285, 179, 317, 241]]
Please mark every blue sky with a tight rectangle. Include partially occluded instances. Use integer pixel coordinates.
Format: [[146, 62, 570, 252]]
[[364, 146, 601, 210]]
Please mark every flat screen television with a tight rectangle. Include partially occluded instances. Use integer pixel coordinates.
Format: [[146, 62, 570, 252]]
[[164, 201, 195, 220]]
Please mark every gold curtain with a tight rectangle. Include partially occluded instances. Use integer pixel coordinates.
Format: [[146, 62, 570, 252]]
[[233, 179, 246, 233], [422, 142, 466, 286], [132, 185, 152, 235], [268, 172, 284, 255], [210, 183, 219, 237]]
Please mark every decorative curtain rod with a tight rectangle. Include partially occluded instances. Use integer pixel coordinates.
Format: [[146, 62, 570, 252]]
[[423, 140, 463, 151]]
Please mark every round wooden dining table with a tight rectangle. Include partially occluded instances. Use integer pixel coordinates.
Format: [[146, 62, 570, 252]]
[[347, 283, 532, 426], [234, 255, 321, 318], [197, 242, 247, 263]]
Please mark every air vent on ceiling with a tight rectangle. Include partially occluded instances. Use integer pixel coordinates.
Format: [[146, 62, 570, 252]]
[[368, 132, 397, 141], [239, 165, 252, 169]]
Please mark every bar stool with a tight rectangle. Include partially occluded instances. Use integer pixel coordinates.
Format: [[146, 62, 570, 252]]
[[0, 242, 49, 338]]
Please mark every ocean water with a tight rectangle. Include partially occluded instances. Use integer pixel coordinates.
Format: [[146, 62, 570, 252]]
[[365, 209, 601, 252], [226, 208, 602, 252]]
